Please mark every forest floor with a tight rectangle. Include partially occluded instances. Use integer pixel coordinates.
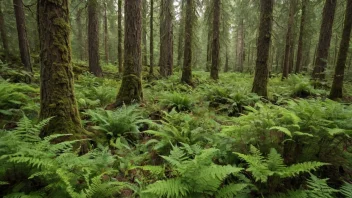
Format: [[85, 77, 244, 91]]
[[1, 61, 352, 197]]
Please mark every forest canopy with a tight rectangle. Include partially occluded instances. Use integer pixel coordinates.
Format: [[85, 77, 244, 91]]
[[1, 0, 352, 197]]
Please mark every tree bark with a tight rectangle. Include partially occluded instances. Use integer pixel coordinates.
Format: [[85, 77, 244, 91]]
[[0, 3, 9, 61], [312, 0, 337, 80], [282, 0, 295, 79], [142, 0, 148, 66], [159, 0, 173, 77], [224, 46, 229, 72], [210, 0, 220, 80], [13, 0, 32, 75], [38, 0, 84, 137], [236, 18, 245, 73], [76, 8, 84, 61], [117, 0, 123, 73], [329, 0, 352, 99], [149, 0, 154, 75], [177, 0, 185, 67], [295, 0, 307, 73], [114, 0, 142, 106], [181, 0, 194, 85], [88, 0, 102, 77], [104, 1, 109, 63], [252, 0, 273, 97]]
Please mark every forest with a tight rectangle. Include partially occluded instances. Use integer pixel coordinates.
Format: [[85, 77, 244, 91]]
[[0, 0, 352, 197]]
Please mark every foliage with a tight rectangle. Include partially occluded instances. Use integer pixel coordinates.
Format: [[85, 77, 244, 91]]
[[140, 145, 252, 198], [235, 145, 327, 183], [84, 105, 148, 139], [160, 92, 194, 112]]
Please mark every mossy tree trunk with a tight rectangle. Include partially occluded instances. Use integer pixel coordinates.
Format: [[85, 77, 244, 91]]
[[142, 0, 148, 66], [252, 0, 273, 98], [114, 0, 142, 107], [177, 0, 185, 68], [103, 1, 109, 64], [149, 0, 154, 75], [117, 0, 123, 73], [13, 0, 32, 76], [0, 3, 9, 61], [88, 0, 103, 77], [295, 0, 307, 74], [38, 0, 84, 137], [210, 0, 220, 80], [181, 0, 194, 86], [312, 0, 337, 80], [76, 8, 85, 61], [282, 0, 295, 79], [159, 0, 173, 77], [329, 0, 352, 99], [236, 18, 245, 73]]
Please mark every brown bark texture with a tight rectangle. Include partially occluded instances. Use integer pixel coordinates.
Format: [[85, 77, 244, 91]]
[[181, 0, 194, 85], [0, 3, 9, 60], [13, 0, 32, 74], [38, 0, 84, 137], [295, 0, 307, 73], [312, 0, 337, 80], [104, 2, 109, 63], [118, 0, 123, 73], [88, 0, 102, 77], [252, 0, 273, 97], [282, 0, 295, 79], [329, 0, 352, 99], [115, 0, 143, 106], [210, 0, 220, 80], [159, 0, 173, 77], [150, 0, 154, 75]]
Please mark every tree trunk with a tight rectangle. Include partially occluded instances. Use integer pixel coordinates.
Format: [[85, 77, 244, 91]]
[[252, 0, 273, 97], [177, 0, 185, 67], [88, 0, 102, 77], [236, 18, 245, 73], [13, 0, 32, 75], [159, 0, 173, 77], [76, 8, 84, 61], [114, 0, 142, 106], [104, 1, 109, 63], [329, 0, 352, 99], [224, 46, 229, 72], [117, 0, 123, 73], [295, 0, 307, 73], [206, 29, 212, 72], [142, 0, 148, 66], [0, 3, 9, 61], [282, 0, 295, 79], [312, 0, 337, 80], [38, 0, 84, 137], [210, 0, 220, 80], [181, 0, 194, 85], [149, 0, 154, 75]]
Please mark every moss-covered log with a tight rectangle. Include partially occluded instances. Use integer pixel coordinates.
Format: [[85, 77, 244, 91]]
[[38, 0, 84, 137]]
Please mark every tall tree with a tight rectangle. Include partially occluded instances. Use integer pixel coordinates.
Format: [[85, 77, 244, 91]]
[[142, 0, 148, 66], [329, 0, 352, 99], [38, 0, 84, 137], [312, 0, 337, 80], [210, 0, 220, 80], [177, 0, 185, 67], [181, 0, 194, 85], [88, 0, 103, 77], [149, 0, 154, 75], [282, 0, 295, 79], [117, 0, 123, 73], [252, 0, 273, 97], [236, 18, 245, 72], [13, 0, 32, 75], [295, 0, 307, 74], [114, 0, 142, 106], [159, 0, 174, 77], [103, 1, 109, 63], [0, 2, 9, 60], [76, 8, 85, 61]]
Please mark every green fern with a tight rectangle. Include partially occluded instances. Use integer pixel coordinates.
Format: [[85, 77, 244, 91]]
[[306, 174, 338, 198], [340, 182, 352, 198], [235, 146, 328, 182]]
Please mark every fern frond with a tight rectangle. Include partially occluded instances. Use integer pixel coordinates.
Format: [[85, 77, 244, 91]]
[[307, 174, 338, 198], [340, 182, 352, 198], [143, 178, 189, 198], [216, 183, 249, 198], [280, 162, 328, 178]]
